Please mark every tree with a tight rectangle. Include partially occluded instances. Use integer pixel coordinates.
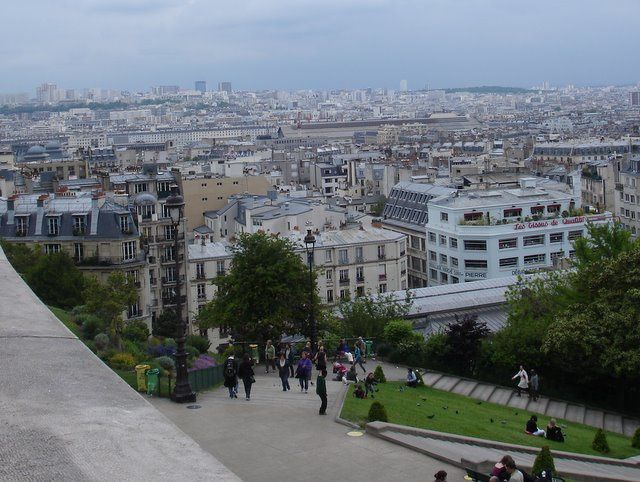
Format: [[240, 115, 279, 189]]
[[532, 446, 556, 476], [572, 221, 637, 270], [1, 239, 41, 274], [592, 429, 610, 453], [24, 251, 85, 309], [367, 400, 389, 422], [444, 314, 489, 375], [196, 232, 317, 342], [153, 308, 178, 338], [337, 291, 413, 340], [83, 272, 137, 350]]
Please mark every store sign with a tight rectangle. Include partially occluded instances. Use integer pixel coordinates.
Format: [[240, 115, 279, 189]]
[[513, 215, 606, 231], [433, 264, 487, 279]]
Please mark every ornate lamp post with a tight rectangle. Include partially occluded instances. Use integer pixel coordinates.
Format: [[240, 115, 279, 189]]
[[304, 229, 317, 352], [165, 185, 196, 403]]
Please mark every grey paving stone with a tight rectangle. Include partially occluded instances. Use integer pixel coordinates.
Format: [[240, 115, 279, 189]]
[[487, 387, 513, 405], [506, 392, 531, 410], [469, 383, 496, 402], [450, 379, 478, 397], [564, 404, 586, 424], [604, 413, 623, 434], [422, 372, 443, 386], [584, 408, 605, 429], [432, 375, 460, 391], [545, 400, 568, 419]]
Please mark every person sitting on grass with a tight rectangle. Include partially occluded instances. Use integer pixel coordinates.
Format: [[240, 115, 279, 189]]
[[546, 418, 565, 442], [353, 384, 366, 399], [406, 367, 418, 388], [525, 415, 546, 437]]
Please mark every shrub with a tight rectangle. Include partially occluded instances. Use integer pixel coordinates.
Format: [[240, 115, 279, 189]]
[[155, 356, 176, 372], [148, 344, 175, 358], [185, 345, 200, 360], [373, 365, 387, 383], [71, 305, 87, 316], [367, 400, 389, 423], [186, 334, 211, 354], [532, 445, 556, 476], [94, 333, 110, 352], [592, 429, 610, 453], [376, 342, 392, 358], [190, 354, 217, 371], [109, 352, 137, 370], [423, 332, 450, 370], [383, 320, 421, 345], [122, 339, 144, 362], [632, 427, 640, 449], [122, 320, 150, 343], [164, 338, 176, 348], [81, 315, 106, 340]]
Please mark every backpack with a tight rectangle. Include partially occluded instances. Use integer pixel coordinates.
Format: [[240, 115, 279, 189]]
[[224, 358, 236, 378]]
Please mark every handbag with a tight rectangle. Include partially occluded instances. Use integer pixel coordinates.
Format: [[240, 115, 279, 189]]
[[249, 375, 256, 384]]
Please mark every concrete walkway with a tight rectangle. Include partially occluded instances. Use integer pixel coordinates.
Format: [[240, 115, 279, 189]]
[[379, 364, 640, 437], [150, 364, 464, 482]]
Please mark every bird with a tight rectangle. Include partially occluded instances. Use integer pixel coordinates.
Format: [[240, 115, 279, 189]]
[[442, 406, 448, 410], [427, 414, 435, 419], [417, 403, 421, 406], [515, 412, 519, 416], [455, 410, 459, 414], [501, 420, 507, 424], [421, 397, 427, 402], [476, 401, 482, 405], [490, 418, 494, 423]]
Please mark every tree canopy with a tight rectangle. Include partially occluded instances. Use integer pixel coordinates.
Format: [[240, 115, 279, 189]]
[[336, 291, 413, 340], [24, 250, 85, 309], [196, 232, 317, 342]]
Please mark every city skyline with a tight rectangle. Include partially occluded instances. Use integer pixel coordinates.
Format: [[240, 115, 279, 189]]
[[1, 0, 639, 93]]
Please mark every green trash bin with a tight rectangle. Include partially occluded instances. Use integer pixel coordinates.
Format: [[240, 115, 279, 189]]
[[135, 364, 151, 392], [365, 340, 373, 357], [249, 344, 259, 363], [146, 368, 160, 396]]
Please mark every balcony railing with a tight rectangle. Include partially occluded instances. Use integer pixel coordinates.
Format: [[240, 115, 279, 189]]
[[72, 227, 86, 236], [15, 228, 28, 237], [161, 275, 185, 285], [354, 256, 364, 264], [378, 274, 387, 281], [377, 253, 386, 260], [339, 278, 350, 286], [75, 253, 146, 267], [615, 183, 624, 191], [160, 254, 184, 264], [162, 295, 186, 306], [195, 272, 207, 280], [338, 257, 349, 265], [356, 276, 365, 283], [216, 270, 226, 276]]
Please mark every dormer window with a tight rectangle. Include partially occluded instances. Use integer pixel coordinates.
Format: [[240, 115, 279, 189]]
[[47, 216, 60, 236], [15, 215, 28, 237], [120, 215, 131, 233], [73, 215, 86, 235], [134, 183, 148, 194]]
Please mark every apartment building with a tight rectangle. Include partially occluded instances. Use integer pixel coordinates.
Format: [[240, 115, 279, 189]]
[[424, 178, 612, 285], [0, 191, 150, 323], [616, 155, 640, 236], [381, 181, 456, 288]]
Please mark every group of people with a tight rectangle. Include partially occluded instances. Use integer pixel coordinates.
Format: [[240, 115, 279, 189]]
[[525, 415, 565, 442], [512, 365, 540, 400]]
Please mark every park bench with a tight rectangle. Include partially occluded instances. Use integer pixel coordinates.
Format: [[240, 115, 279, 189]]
[[464, 468, 491, 482]]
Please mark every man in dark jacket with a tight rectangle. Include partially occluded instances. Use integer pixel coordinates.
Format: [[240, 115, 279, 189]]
[[316, 369, 328, 415], [223, 355, 238, 399]]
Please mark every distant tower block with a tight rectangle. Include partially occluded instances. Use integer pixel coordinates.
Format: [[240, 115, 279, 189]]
[[631, 91, 640, 107], [218, 82, 232, 94], [195, 81, 206, 94], [400, 79, 408, 92]]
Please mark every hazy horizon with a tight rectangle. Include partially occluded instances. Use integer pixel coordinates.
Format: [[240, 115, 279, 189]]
[[2, 0, 639, 93]]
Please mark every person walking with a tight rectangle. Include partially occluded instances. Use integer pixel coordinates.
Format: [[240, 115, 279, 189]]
[[285, 342, 296, 378], [277, 352, 290, 391], [222, 353, 238, 399], [355, 336, 366, 360], [354, 343, 366, 374], [238, 353, 255, 401], [296, 351, 312, 393], [264, 340, 276, 373], [314, 346, 327, 372], [529, 369, 539, 401], [316, 369, 328, 415], [512, 365, 529, 397]]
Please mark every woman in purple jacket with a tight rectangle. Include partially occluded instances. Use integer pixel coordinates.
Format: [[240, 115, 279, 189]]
[[296, 351, 313, 393]]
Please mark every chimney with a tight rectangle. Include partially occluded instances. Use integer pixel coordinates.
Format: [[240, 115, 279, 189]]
[[6, 195, 16, 225]]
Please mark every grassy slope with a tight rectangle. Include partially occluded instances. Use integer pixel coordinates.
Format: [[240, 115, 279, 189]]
[[49, 305, 82, 337], [341, 382, 640, 459]]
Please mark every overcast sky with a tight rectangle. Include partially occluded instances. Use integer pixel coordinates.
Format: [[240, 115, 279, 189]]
[[2, 0, 639, 93]]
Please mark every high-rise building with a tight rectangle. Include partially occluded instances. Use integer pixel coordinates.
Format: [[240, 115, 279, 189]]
[[36, 83, 58, 103], [631, 91, 640, 107], [218, 82, 232, 94], [195, 81, 206, 94], [399, 79, 408, 92]]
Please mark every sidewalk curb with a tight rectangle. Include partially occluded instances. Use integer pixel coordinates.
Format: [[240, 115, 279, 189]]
[[333, 382, 362, 430]]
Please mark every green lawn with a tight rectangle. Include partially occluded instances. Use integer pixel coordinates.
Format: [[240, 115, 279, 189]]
[[341, 381, 640, 459], [49, 306, 82, 337]]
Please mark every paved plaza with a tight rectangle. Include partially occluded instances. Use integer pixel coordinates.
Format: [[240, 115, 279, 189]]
[[151, 361, 464, 482]]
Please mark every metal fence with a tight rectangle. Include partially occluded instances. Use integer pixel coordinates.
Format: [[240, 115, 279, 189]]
[[188, 365, 225, 392]]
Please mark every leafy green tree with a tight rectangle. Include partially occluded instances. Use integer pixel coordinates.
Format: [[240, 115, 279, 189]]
[[337, 291, 413, 340], [592, 429, 610, 453], [83, 272, 137, 350], [382, 319, 422, 345], [196, 232, 317, 342], [572, 221, 637, 270], [153, 308, 177, 338], [1, 239, 41, 274], [532, 445, 556, 476], [24, 251, 85, 308]]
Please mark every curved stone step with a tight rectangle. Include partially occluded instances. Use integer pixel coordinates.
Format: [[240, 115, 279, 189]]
[[584, 408, 605, 429], [450, 379, 478, 397], [545, 400, 568, 420], [468, 384, 496, 402], [432, 375, 460, 392], [422, 372, 443, 386], [564, 404, 586, 425], [487, 387, 513, 405]]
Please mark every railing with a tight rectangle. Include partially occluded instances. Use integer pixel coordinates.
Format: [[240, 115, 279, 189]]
[[197, 294, 207, 300], [195, 273, 207, 280], [188, 365, 224, 392], [157, 190, 171, 199], [354, 256, 364, 264], [378, 274, 387, 281], [72, 228, 86, 236], [161, 254, 184, 263], [339, 278, 350, 286], [615, 183, 624, 191], [15, 229, 28, 237], [76, 254, 146, 267], [162, 295, 187, 305], [338, 257, 349, 265], [356, 276, 365, 283], [378, 253, 386, 260], [161, 275, 185, 285], [216, 270, 226, 276]]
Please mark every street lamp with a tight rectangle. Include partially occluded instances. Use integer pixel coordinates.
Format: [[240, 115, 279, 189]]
[[304, 229, 317, 352], [165, 185, 196, 404]]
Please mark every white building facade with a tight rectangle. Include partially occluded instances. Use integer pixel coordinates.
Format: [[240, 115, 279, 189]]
[[425, 178, 612, 285]]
